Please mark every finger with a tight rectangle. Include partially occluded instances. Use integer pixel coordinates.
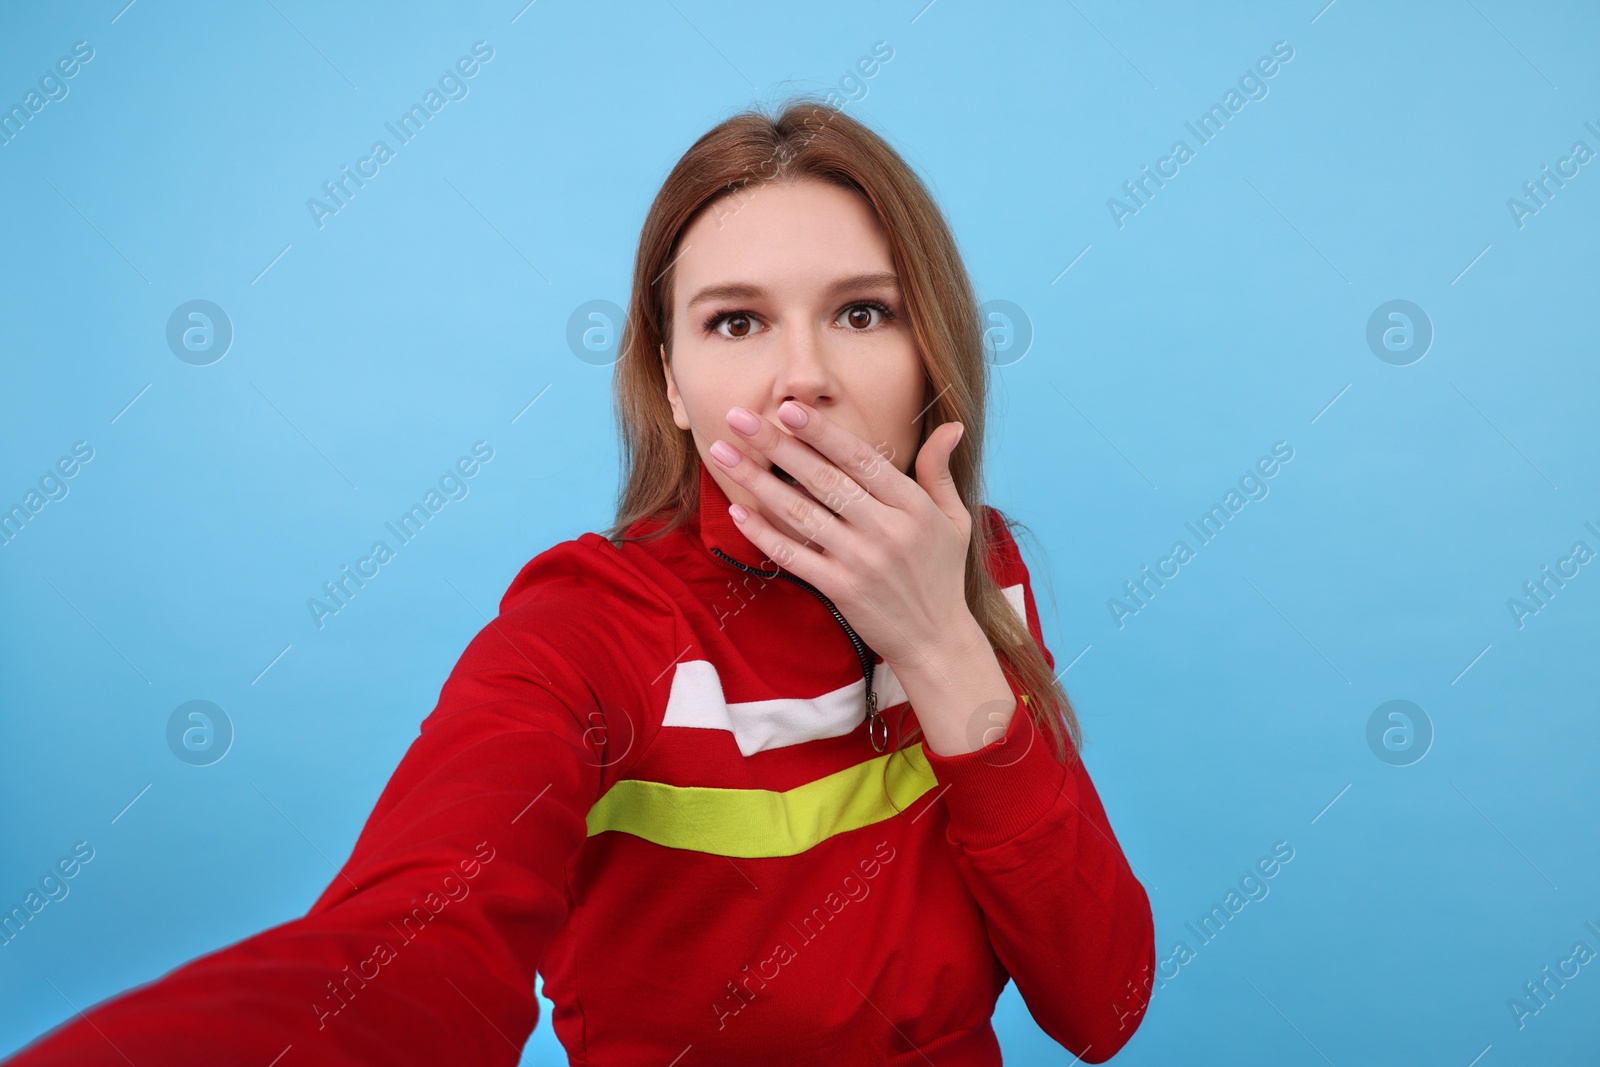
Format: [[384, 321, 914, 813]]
[[765, 400, 919, 512], [915, 421, 968, 526], [725, 491, 835, 583], [721, 405, 877, 524], [707, 435, 849, 549]]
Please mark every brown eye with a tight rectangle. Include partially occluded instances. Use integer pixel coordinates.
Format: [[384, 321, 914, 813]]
[[838, 301, 893, 331], [707, 311, 763, 339]]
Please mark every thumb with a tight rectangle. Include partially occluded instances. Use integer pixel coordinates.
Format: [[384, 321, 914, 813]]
[[916, 421, 966, 523]]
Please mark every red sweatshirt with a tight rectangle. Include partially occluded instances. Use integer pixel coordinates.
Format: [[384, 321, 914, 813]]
[[5, 459, 1155, 1066]]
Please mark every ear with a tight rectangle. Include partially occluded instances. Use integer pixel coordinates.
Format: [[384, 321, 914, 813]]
[[660, 343, 691, 431]]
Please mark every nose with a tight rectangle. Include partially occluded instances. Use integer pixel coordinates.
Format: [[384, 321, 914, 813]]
[[772, 314, 835, 412]]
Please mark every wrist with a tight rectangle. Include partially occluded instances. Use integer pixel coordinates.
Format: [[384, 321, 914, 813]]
[[890, 612, 988, 683], [888, 612, 1014, 758]]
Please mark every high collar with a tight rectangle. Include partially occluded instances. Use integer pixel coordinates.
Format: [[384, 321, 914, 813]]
[[690, 457, 781, 572]]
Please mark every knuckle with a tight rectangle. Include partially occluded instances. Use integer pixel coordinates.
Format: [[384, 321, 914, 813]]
[[827, 482, 866, 513], [783, 493, 816, 526], [847, 444, 878, 475]]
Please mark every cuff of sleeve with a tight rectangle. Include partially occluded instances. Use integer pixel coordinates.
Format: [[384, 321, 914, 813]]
[[919, 693, 1072, 851]]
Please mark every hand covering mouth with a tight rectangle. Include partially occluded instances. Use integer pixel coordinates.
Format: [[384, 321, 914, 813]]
[[769, 463, 837, 514]]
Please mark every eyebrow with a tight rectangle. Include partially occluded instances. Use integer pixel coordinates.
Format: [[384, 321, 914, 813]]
[[685, 270, 901, 310]]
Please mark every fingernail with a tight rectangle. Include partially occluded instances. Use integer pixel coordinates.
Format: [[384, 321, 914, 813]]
[[710, 439, 741, 466], [779, 402, 807, 428], [726, 407, 760, 435]]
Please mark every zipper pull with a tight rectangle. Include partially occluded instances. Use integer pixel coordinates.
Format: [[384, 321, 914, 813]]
[[866, 688, 887, 752]]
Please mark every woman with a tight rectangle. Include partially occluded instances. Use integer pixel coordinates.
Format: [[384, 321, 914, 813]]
[[6, 100, 1155, 1066]]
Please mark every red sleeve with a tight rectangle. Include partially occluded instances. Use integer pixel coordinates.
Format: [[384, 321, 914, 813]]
[[919, 507, 1156, 1062], [4, 593, 605, 1066]]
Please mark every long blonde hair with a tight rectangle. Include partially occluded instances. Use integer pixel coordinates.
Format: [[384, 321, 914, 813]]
[[603, 97, 1082, 771]]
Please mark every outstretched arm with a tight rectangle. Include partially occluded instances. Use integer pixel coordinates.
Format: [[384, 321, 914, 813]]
[[5, 608, 604, 1067]]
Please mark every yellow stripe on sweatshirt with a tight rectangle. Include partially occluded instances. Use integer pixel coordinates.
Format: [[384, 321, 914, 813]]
[[585, 743, 939, 858]]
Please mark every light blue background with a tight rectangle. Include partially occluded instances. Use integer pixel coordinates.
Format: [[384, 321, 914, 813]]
[[3, 1, 1597, 1064]]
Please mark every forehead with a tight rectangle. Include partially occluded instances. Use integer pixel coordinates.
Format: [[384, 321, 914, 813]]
[[673, 179, 894, 307]]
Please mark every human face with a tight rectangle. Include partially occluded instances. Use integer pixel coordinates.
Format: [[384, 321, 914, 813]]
[[660, 178, 929, 549]]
